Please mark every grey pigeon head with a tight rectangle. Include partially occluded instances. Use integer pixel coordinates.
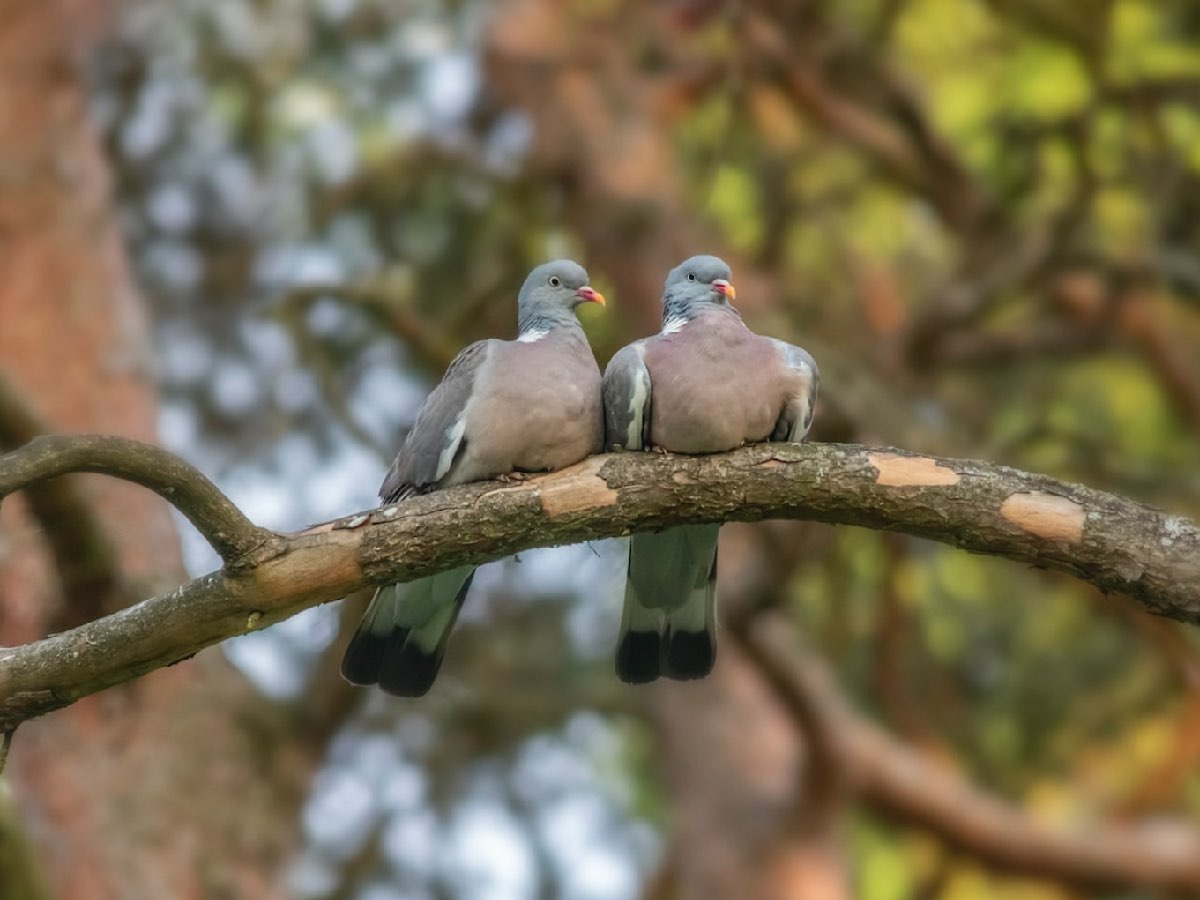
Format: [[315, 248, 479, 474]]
[[517, 260, 605, 335], [662, 255, 737, 323]]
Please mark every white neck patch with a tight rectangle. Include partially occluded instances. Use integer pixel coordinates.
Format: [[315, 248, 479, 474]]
[[517, 328, 549, 343], [661, 315, 688, 335]]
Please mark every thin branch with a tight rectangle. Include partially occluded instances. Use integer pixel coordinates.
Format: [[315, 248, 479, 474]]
[[905, 231, 1056, 366], [923, 322, 1109, 368], [0, 371, 125, 627], [1118, 290, 1200, 431], [0, 435, 276, 565], [0, 441, 1195, 728], [739, 617, 1200, 892], [277, 280, 460, 373], [743, 6, 983, 231]]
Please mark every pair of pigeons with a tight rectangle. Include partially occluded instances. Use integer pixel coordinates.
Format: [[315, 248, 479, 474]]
[[341, 255, 819, 696]]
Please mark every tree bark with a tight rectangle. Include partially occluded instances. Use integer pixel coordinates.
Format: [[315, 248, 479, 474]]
[[0, 5, 314, 897], [1, 439, 1196, 726]]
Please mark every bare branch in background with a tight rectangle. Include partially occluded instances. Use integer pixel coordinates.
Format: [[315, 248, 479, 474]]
[[740, 617, 1200, 892], [277, 280, 460, 373], [1117, 289, 1200, 430]]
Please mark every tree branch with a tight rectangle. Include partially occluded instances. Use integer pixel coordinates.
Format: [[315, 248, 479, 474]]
[[0, 435, 276, 565], [739, 617, 1200, 891], [0, 440, 1195, 728], [0, 372, 124, 626]]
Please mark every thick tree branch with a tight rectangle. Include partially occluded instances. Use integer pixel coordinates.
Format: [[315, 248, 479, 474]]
[[0, 435, 277, 565], [0, 441, 1196, 728], [740, 618, 1200, 891]]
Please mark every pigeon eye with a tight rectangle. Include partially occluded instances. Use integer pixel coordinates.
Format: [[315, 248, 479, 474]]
[[687, 272, 696, 281], [549, 276, 562, 287]]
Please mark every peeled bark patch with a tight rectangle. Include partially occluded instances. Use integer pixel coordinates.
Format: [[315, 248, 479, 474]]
[[1000, 492, 1086, 543], [536, 457, 619, 517], [868, 452, 961, 487]]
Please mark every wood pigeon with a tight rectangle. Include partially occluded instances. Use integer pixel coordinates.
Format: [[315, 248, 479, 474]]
[[341, 260, 606, 696], [602, 255, 818, 683]]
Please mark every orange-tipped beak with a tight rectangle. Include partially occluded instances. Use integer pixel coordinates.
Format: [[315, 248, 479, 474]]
[[576, 285, 606, 306], [712, 279, 736, 301]]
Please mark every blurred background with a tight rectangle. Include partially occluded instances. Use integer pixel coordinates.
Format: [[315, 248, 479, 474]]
[[1, 0, 1200, 898]]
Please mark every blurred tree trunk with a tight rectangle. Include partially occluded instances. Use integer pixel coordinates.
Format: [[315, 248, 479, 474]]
[[0, 3, 311, 897], [651, 663, 851, 900], [648, 527, 851, 900]]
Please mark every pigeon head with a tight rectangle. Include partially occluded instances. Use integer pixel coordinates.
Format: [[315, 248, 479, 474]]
[[662, 255, 737, 325], [517, 259, 606, 338]]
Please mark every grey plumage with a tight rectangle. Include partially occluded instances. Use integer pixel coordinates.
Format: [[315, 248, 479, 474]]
[[602, 341, 652, 453], [342, 260, 605, 696], [768, 339, 820, 442], [603, 255, 818, 683], [378, 341, 488, 502]]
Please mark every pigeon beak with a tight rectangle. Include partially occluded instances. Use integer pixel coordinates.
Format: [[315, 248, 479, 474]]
[[576, 286, 606, 307], [712, 279, 737, 301]]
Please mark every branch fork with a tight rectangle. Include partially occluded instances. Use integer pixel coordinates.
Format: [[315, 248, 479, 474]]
[[0, 435, 1195, 729]]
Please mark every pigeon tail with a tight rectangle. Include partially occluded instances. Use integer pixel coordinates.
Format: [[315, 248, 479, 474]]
[[616, 525, 719, 684], [663, 544, 717, 680], [340, 566, 476, 697]]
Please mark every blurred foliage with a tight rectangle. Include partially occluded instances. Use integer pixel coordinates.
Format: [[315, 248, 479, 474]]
[[87, 0, 1200, 897]]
